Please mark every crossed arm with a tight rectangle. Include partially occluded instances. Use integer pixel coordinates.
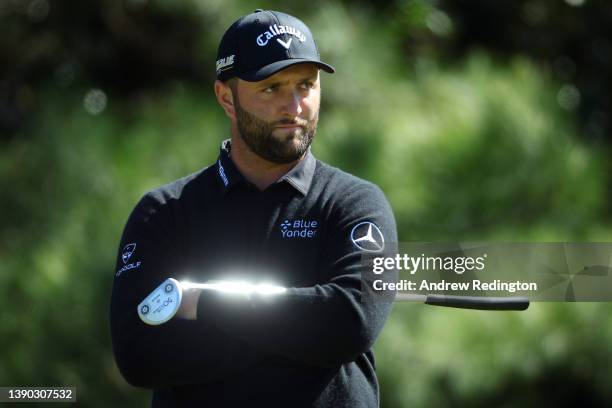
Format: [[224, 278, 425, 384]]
[[110, 185, 397, 388]]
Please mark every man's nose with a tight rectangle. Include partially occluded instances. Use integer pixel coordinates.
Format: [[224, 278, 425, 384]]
[[280, 90, 303, 117]]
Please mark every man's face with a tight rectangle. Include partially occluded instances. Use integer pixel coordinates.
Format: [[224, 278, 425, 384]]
[[230, 64, 321, 164]]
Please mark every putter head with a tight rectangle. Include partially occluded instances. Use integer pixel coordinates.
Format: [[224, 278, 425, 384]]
[[137, 278, 182, 325]]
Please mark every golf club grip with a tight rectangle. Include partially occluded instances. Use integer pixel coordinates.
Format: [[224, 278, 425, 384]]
[[425, 294, 530, 311]]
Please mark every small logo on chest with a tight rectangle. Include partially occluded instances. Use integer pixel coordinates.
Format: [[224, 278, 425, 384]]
[[280, 219, 318, 238]]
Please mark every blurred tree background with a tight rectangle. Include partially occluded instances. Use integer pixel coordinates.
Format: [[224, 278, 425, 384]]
[[1, 0, 611, 406]]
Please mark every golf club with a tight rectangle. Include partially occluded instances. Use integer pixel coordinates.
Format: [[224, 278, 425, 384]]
[[396, 293, 530, 310], [138, 278, 529, 326], [137, 278, 287, 325]]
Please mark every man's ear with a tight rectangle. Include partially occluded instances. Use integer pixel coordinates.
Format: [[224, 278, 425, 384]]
[[214, 80, 236, 120]]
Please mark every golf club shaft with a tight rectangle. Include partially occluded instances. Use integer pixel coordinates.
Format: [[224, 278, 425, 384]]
[[396, 293, 530, 311]]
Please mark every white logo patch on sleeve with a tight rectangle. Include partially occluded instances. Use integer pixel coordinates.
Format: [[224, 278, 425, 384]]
[[122, 243, 136, 264], [116, 243, 142, 278], [350, 222, 384, 252]]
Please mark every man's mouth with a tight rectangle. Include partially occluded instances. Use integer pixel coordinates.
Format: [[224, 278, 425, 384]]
[[275, 121, 307, 130]]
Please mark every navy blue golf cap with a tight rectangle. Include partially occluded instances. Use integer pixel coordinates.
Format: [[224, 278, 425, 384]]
[[216, 9, 335, 82]]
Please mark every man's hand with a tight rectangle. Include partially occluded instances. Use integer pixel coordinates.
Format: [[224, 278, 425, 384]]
[[176, 287, 203, 320]]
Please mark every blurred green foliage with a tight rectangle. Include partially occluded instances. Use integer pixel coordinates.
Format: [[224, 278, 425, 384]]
[[1, 1, 611, 407]]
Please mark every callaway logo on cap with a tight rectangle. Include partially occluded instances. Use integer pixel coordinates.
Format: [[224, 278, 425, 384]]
[[216, 9, 335, 81]]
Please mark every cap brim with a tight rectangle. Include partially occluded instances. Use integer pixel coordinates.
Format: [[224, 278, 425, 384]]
[[238, 59, 335, 82]]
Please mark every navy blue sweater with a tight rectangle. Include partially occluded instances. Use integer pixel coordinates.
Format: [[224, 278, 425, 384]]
[[110, 141, 397, 407]]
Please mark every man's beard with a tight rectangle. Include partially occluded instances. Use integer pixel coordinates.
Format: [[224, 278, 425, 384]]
[[234, 95, 318, 164]]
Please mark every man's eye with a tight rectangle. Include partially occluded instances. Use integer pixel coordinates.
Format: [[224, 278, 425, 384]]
[[300, 82, 314, 90], [263, 85, 277, 93]]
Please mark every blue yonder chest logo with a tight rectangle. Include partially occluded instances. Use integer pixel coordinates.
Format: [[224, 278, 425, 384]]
[[280, 219, 318, 238]]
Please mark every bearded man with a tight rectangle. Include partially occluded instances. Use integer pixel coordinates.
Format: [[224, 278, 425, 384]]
[[110, 9, 397, 408]]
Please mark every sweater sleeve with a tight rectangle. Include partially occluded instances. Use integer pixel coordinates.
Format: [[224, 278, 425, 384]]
[[196, 183, 397, 367], [109, 193, 262, 389]]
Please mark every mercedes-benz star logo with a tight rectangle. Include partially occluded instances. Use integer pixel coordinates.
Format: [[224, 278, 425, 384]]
[[350, 222, 384, 252]]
